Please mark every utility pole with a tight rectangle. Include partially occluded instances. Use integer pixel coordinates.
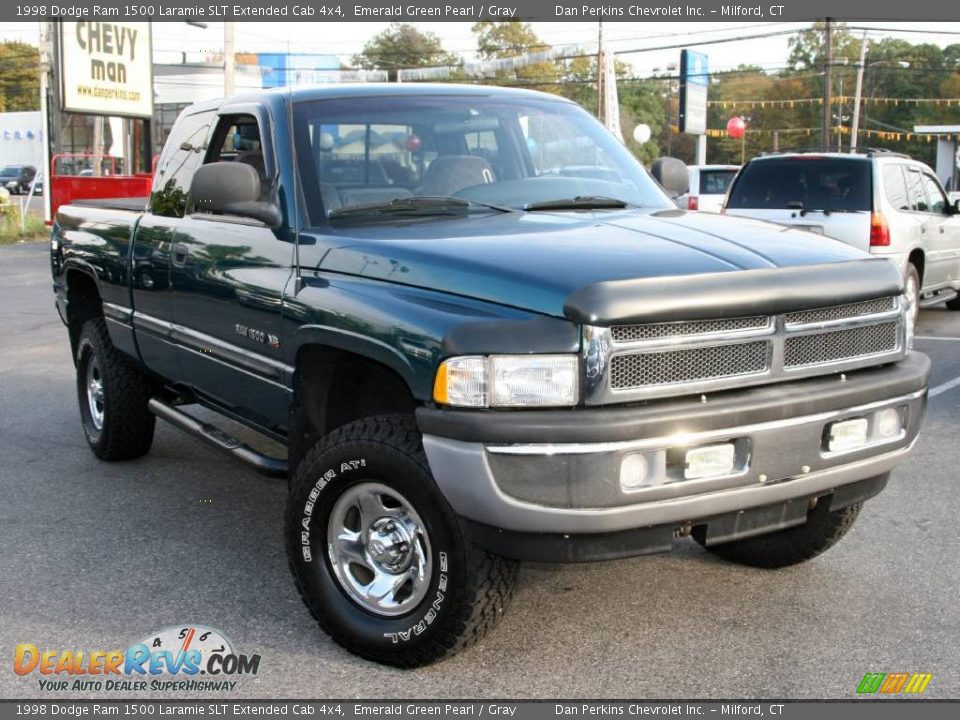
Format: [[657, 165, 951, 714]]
[[822, 18, 833, 150], [224, 21, 236, 96], [39, 20, 54, 223], [596, 21, 604, 117], [850, 31, 869, 153]]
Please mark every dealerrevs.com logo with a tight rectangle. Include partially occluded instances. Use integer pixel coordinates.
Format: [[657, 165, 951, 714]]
[[14, 625, 261, 693]]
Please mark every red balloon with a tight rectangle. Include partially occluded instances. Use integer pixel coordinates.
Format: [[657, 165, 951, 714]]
[[726, 116, 747, 139]]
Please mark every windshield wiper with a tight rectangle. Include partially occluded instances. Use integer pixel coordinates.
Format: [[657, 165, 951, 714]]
[[327, 196, 512, 222], [524, 195, 630, 211], [785, 201, 835, 217]]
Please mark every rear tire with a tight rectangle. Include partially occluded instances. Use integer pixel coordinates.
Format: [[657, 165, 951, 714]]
[[76, 317, 155, 460], [286, 414, 518, 667], [945, 293, 960, 311], [694, 499, 862, 569]]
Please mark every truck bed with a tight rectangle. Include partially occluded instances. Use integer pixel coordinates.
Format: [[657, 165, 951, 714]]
[[68, 197, 148, 212]]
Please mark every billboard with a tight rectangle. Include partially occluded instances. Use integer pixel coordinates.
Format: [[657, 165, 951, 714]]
[[59, 21, 153, 119], [679, 49, 709, 135]]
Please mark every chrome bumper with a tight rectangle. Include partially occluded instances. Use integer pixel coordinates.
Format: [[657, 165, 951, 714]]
[[422, 389, 926, 535]]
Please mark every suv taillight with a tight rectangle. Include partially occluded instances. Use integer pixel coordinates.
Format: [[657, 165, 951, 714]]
[[870, 212, 890, 247], [687, 196, 699, 211]]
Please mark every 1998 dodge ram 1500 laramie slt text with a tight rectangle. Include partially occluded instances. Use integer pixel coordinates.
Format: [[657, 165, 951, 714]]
[[52, 85, 929, 667]]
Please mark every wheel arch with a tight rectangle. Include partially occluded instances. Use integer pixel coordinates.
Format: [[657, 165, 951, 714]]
[[288, 328, 423, 473], [63, 264, 104, 360], [907, 248, 925, 284]]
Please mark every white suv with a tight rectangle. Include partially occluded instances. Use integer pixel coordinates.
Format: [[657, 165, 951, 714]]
[[677, 164, 739, 212], [724, 151, 960, 319]]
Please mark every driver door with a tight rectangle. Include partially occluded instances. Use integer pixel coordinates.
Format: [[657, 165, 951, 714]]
[[168, 109, 296, 434]]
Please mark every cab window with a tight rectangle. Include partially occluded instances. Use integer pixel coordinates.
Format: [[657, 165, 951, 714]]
[[150, 110, 213, 218], [206, 115, 267, 194]]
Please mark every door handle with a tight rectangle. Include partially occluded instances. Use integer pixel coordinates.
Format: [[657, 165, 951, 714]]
[[172, 243, 189, 266]]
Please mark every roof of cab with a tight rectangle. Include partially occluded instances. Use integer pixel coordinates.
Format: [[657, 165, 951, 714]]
[[215, 82, 577, 109]]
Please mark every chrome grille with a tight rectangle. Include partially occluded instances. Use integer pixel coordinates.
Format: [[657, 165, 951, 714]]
[[610, 342, 769, 389], [784, 297, 896, 326], [611, 316, 769, 343], [585, 293, 905, 405], [784, 322, 899, 368]]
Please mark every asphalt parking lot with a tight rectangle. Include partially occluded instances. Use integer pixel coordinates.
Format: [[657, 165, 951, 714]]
[[1, 240, 959, 700]]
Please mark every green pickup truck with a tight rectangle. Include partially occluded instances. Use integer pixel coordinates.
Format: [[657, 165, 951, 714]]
[[52, 84, 929, 667]]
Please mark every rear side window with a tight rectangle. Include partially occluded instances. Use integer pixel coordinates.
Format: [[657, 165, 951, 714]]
[[150, 110, 214, 218], [699, 169, 737, 195], [905, 168, 927, 212], [921, 173, 947, 214], [882, 165, 910, 211], [726, 158, 871, 212]]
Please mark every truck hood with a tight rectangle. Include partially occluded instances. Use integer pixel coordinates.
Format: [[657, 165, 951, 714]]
[[299, 209, 890, 321]]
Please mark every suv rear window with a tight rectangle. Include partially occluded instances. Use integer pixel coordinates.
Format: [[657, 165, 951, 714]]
[[699, 169, 736, 195], [726, 158, 872, 212]]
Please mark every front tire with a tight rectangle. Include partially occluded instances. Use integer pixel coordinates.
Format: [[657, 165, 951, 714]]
[[75, 317, 155, 460], [285, 414, 518, 667], [694, 499, 862, 569]]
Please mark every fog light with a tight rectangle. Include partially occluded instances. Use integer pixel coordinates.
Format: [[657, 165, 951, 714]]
[[876, 408, 903, 439], [684, 443, 736, 480], [620, 453, 649, 490], [828, 417, 869, 452]]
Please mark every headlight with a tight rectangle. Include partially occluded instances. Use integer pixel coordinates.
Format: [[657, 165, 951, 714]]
[[433, 355, 579, 408]]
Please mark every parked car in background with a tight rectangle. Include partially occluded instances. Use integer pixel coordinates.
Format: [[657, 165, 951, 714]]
[[0, 164, 37, 194], [724, 150, 960, 320], [676, 164, 739, 212]]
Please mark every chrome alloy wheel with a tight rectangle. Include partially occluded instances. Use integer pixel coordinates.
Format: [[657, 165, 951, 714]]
[[904, 272, 919, 349], [326, 482, 432, 617], [85, 357, 105, 431]]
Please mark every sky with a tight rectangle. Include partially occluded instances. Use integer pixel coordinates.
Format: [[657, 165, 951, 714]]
[[2, 20, 960, 78]]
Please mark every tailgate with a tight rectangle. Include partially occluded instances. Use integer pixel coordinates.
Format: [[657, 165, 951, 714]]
[[726, 208, 871, 251]]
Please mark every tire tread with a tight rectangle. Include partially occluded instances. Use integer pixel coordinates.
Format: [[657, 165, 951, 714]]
[[698, 500, 862, 569], [77, 318, 155, 460], [286, 414, 517, 667]]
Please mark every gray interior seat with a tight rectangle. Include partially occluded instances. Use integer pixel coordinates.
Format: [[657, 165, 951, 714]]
[[416, 155, 496, 197]]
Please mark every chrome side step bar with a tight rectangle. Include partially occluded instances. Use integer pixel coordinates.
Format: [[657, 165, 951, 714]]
[[919, 289, 958, 309], [148, 398, 288, 478]]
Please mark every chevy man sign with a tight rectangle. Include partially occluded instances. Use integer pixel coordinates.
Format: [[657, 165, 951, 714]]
[[60, 21, 153, 118]]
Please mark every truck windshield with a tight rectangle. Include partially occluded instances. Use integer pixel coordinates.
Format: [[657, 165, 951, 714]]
[[726, 157, 872, 212], [292, 94, 672, 225]]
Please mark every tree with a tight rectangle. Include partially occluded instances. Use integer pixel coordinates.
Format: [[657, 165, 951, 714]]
[[787, 22, 862, 72], [471, 21, 562, 94], [0, 41, 41, 112], [352, 23, 459, 81], [473, 20, 548, 60]]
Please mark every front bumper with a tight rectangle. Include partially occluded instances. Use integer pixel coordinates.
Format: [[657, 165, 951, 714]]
[[418, 353, 929, 558]]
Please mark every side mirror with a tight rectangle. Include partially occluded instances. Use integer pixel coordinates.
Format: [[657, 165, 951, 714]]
[[952, 198, 960, 215], [650, 157, 689, 199], [190, 162, 282, 228]]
